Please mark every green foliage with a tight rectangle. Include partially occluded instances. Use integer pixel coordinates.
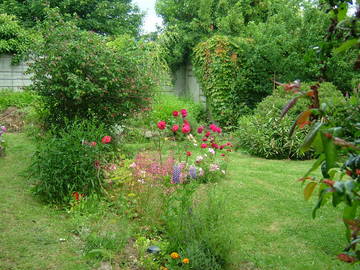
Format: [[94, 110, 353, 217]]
[[0, 89, 38, 112], [0, 0, 143, 36], [236, 82, 345, 159], [0, 14, 36, 63], [29, 121, 115, 204], [28, 19, 153, 128], [193, 35, 253, 127], [149, 93, 205, 126], [164, 185, 231, 270]]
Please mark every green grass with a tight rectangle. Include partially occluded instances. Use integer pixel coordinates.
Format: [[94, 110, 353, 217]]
[[222, 152, 354, 270], [0, 134, 356, 269]]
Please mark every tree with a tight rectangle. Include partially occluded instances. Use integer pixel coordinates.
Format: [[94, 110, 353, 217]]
[[0, 0, 143, 36]]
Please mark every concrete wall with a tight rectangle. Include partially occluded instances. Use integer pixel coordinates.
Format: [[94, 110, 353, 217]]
[[0, 55, 31, 90], [172, 64, 206, 104]]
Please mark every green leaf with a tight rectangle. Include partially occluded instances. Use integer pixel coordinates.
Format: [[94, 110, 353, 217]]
[[337, 3, 348, 22], [303, 154, 325, 178], [304, 182, 317, 201], [312, 187, 333, 219], [343, 201, 358, 220], [333, 39, 359, 54], [332, 191, 343, 207], [300, 122, 323, 153], [321, 132, 337, 171]]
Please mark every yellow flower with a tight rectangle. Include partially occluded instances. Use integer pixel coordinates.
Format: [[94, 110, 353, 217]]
[[170, 252, 180, 259], [182, 258, 190, 264], [160, 267, 168, 270]]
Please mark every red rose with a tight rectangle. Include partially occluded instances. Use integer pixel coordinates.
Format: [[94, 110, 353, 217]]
[[201, 143, 207, 149], [209, 124, 217, 132], [186, 151, 192, 156], [173, 111, 179, 117], [181, 109, 187, 118], [211, 143, 219, 149], [221, 154, 225, 157], [182, 124, 191, 134], [220, 145, 225, 150], [197, 126, 204, 134], [202, 138, 208, 142], [171, 125, 179, 132], [205, 131, 211, 137], [157, 121, 166, 130], [101, 136, 112, 144]]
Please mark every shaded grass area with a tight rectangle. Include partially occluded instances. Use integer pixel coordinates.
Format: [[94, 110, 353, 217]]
[[222, 152, 354, 270], [0, 133, 89, 270]]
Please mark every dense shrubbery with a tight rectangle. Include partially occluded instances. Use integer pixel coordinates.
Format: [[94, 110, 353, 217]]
[[28, 19, 154, 129], [236, 82, 345, 159], [30, 121, 116, 204]]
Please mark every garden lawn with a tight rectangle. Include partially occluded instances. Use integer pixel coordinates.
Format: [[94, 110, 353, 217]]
[[222, 152, 354, 270], [0, 133, 89, 270]]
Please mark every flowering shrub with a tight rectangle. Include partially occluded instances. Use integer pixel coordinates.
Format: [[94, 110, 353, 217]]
[[154, 109, 232, 184], [0, 125, 7, 156], [29, 121, 116, 204]]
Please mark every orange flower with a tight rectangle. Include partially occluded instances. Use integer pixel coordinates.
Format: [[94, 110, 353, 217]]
[[170, 252, 180, 259], [182, 258, 190, 264]]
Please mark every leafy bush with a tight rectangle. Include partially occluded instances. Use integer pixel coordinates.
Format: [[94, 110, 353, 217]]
[[149, 93, 205, 126], [30, 121, 116, 204], [236, 82, 345, 159], [28, 19, 154, 128], [0, 14, 37, 63], [0, 89, 38, 112]]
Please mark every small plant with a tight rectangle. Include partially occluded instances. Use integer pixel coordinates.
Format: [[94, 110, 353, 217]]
[[0, 125, 7, 156]]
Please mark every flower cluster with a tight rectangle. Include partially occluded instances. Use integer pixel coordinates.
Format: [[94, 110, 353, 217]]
[[160, 252, 190, 269], [156, 109, 233, 184]]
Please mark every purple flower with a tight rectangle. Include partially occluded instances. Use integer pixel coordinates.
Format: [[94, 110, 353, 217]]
[[0, 126, 6, 132], [189, 166, 197, 179], [172, 164, 181, 184]]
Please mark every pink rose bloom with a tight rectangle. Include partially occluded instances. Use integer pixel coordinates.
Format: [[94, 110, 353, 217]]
[[172, 125, 179, 132], [182, 124, 191, 134], [209, 124, 217, 132], [157, 121, 166, 130], [205, 131, 211, 137], [216, 127, 222, 133], [181, 109, 187, 118], [211, 143, 219, 149], [172, 111, 179, 117], [197, 126, 204, 134], [101, 136, 112, 144], [201, 143, 207, 149]]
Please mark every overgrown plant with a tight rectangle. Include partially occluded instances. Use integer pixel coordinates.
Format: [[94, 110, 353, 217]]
[[29, 121, 116, 204], [282, 82, 360, 263]]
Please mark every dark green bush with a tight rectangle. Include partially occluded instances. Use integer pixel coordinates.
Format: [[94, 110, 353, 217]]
[[28, 20, 153, 128], [30, 121, 116, 204], [236, 82, 345, 159]]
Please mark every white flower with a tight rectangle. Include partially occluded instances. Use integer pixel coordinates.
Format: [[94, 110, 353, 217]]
[[199, 168, 204, 176], [221, 170, 226, 175], [196, 155, 204, 163], [137, 179, 145, 184], [208, 148, 215, 155], [129, 162, 137, 168], [209, 164, 220, 172]]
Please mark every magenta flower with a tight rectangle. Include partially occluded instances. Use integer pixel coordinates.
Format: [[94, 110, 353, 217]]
[[157, 121, 166, 130], [172, 125, 179, 132], [182, 124, 191, 134], [181, 109, 187, 118], [197, 126, 204, 134], [173, 111, 179, 117]]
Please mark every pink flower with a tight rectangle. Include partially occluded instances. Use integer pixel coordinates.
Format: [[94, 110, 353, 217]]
[[221, 153, 225, 157], [181, 109, 187, 118], [183, 119, 189, 125], [157, 121, 166, 130], [186, 151, 192, 156], [209, 163, 220, 171], [90, 141, 97, 147], [202, 138, 208, 142], [211, 143, 219, 149], [201, 143, 207, 149], [205, 131, 211, 137], [0, 126, 6, 132], [173, 111, 179, 117], [172, 125, 179, 132], [182, 124, 191, 134], [220, 145, 225, 150], [209, 124, 217, 132], [197, 126, 204, 134], [216, 127, 222, 133], [101, 136, 112, 144]]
